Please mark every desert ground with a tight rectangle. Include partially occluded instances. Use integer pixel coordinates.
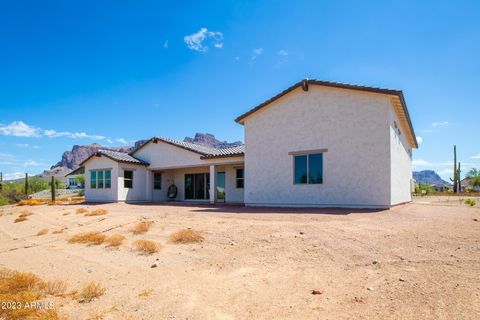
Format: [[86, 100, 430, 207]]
[[0, 197, 479, 320]]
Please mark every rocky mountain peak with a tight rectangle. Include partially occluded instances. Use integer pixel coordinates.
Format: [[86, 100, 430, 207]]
[[183, 133, 242, 149]]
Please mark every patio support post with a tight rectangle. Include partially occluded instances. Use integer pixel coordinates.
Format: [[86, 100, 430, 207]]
[[209, 165, 216, 204]]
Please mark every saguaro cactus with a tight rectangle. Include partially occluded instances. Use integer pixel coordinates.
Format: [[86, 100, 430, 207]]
[[450, 145, 460, 193]]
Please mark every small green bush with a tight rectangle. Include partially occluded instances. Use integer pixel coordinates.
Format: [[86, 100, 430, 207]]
[[0, 194, 9, 206], [465, 199, 476, 207]]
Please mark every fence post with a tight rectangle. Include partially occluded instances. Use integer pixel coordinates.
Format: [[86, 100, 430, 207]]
[[51, 176, 56, 203], [25, 173, 29, 197]]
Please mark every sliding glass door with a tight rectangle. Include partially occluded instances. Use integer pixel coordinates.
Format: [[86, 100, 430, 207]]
[[185, 173, 210, 200]]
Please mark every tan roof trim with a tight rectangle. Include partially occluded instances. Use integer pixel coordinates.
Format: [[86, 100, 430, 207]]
[[235, 79, 418, 148]]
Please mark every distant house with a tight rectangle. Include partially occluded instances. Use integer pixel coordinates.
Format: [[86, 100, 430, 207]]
[[65, 167, 85, 189], [79, 79, 418, 208]]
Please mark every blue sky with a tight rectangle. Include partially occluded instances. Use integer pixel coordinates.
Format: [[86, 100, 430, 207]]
[[0, 0, 479, 181]]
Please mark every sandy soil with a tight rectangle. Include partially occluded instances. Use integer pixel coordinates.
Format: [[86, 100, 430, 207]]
[[0, 198, 479, 320]]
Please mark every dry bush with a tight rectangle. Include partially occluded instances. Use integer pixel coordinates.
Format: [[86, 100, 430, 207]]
[[19, 211, 33, 218], [14, 216, 28, 223], [68, 231, 106, 245], [169, 229, 204, 243], [133, 240, 161, 254], [85, 209, 108, 216], [130, 221, 153, 234], [0, 268, 64, 319], [41, 279, 67, 296], [137, 288, 154, 298], [105, 234, 125, 247], [52, 228, 67, 234], [76, 208, 89, 214], [36, 228, 49, 236], [77, 282, 105, 303], [16, 199, 46, 206], [62, 212, 71, 216]]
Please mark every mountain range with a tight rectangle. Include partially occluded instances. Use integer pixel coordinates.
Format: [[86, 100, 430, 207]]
[[413, 170, 450, 185], [38, 133, 242, 180]]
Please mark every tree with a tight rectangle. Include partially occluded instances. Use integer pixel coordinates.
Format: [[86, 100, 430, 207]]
[[28, 177, 49, 193], [466, 168, 480, 187]]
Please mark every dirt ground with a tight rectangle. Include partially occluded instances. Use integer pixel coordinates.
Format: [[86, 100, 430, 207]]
[[0, 198, 479, 320]]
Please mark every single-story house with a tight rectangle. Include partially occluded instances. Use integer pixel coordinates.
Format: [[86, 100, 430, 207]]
[[65, 167, 85, 189], [80, 79, 418, 208]]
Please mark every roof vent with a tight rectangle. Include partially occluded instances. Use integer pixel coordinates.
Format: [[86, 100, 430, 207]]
[[301, 79, 309, 91]]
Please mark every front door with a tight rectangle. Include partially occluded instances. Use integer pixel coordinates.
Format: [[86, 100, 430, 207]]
[[216, 172, 225, 202]]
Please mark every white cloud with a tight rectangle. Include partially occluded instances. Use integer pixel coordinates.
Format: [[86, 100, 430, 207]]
[[184, 28, 223, 52], [106, 139, 113, 144], [44, 129, 104, 140], [23, 160, 43, 167], [163, 40, 169, 48], [416, 136, 423, 144], [116, 138, 128, 145], [278, 49, 288, 56], [0, 152, 14, 160], [472, 154, 480, 159], [251, 48, 264, 60], [0, 121, 40, 137], [0, 122, 106, 141], [432, 121, 449, 127], [0, 161, 13, 165], [412, 159, 431, 167], [15, 143, 29, 148], [3, 172, 25, 180]]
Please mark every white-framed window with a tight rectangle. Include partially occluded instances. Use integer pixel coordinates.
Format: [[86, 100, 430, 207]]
[[293, 153, 323, 184], [236, 168, 244, 189], [153, 172, 162, 190], [90, 169, 111, 189], [124, 170, 133, 189]]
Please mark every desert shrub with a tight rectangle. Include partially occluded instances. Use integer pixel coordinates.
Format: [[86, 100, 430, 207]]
[[68, 231, 106, 245], [36, 228, 49, 236], [14, 216, 28, 223], [465, 199, 476, 206], [0, 268, 64, 319], [77, 282, 105, 303], [0, 194, 9, 206], [415, 183, 435, 195], [19, 211, 33, 218], [133, 240, 161, 254], [137, 288, 154, 298], [169, 229, 204, 243], [40, 279, 67, 296], [76, 208, 89, 214], [52, 228, 67, 234], [130, 221, 153, 234], [105, 234, 125, 247], [84, 209, 108, 216], [17, 199, 46, 206]]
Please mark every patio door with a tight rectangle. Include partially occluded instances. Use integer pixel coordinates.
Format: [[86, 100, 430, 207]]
[[185, 173, 210, 200], [216, 172, 225, 202]]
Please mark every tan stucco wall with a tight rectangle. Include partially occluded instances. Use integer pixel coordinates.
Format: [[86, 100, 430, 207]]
[[243, 85, 393, 207], [117, 164, 148, 202], [389, 106, 413, 205], [84, 156, 119, 202]]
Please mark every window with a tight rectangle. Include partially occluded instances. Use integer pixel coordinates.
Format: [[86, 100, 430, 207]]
[[153, 173, 162, 190], [294, 153, 323, 184], [90, 169, 111, 189], [236, 168, 244, 188], [90, 171, 97, 189], [97, 170, 104, 189], [184, 173, 210, 200], [124, 170, 133, 188], [105, 170, 111, 188]]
